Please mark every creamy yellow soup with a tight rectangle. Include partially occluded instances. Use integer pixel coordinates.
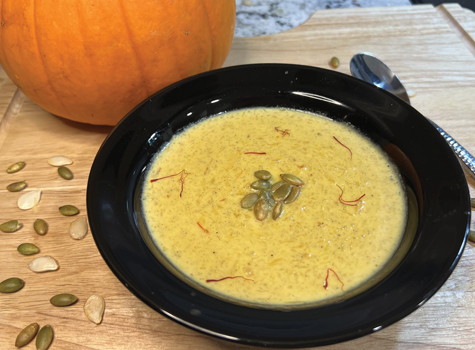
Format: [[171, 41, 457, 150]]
[[141, 108, 407, 307]]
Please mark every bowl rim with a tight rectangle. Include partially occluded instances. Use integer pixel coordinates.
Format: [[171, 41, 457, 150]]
[[87, 63, 470, 348]]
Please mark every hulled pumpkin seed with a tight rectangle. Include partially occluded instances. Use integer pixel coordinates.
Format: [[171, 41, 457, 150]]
[[59, 205, 79, 216], [471, 198, 475, 208], [0, 277, 24, 293], [329, 56, 340, 69], [284, 186, 301, 204], [84, 294, 106, 324], [58, 166, 73, 180], [254, 170, 272, 180], [6, 161, 26, 174], [241, 193, 259, 209], [281, 174, 305, 186], [48, 155, 73, 166], [254, 198, 269, 221], [273, 183, 292, 202], [0, 219, 22, 233], [28, 256, 59, 273], [18, 243, 40, 255], [270, 181, 284, 193], [259, 190, 275, 206], [17, 190, 42, 210], [273, 202, 284, 220], [34, 219, 48, 235], [69, 216, 88, 240], [50, 293, 78, 307], [15, 322, 39, 348], [36, 325, 53, 350], [7, 181, 27, 192], [469, 230, 475, 243], [250, 179, 271, 190]]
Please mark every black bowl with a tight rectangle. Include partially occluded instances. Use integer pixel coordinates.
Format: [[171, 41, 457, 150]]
[[87, 64, 470, 348]]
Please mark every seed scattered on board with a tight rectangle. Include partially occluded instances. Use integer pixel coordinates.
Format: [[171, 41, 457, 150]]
[[15, 322, 39, 348], [84, 295, 106, 324], [0, 219, 23, 233], [48, 155, 73, 166], [69, 216, 88, 240], [28, 256, 59, 273], [18, 190, 42, 210]]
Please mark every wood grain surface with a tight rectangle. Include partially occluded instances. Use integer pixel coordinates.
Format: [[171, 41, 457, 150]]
[[1, 4, 475, 350]]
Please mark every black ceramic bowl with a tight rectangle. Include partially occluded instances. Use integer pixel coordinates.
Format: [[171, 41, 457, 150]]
[[87, 64, 470, 348]]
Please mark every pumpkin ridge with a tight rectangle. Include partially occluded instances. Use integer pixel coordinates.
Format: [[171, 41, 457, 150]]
[[32, 0, 71, 118], [0, 1, 13, 77], [199, 0, 214, 70], [117, 0, 153, 98]]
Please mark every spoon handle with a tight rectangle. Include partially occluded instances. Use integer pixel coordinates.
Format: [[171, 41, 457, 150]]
[[428, 119, 475, 181]]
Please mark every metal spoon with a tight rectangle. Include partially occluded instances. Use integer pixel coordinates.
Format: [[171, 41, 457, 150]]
[[350, 52, 475, 181]]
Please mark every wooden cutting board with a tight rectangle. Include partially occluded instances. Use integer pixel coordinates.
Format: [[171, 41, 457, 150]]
[[1, 4, 475, 350]]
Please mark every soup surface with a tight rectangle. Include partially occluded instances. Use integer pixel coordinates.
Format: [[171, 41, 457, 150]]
[[141, 108, 407, 306]]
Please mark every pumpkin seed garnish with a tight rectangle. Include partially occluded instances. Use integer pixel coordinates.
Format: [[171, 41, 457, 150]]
[[17, 190, 42, 210], [84, 295, 106, 324], [15, 322, 39, 348], [18, 243, 40, 255], [284, 186, 301, 204], [50, 293, 78, 307], [471, 198, 475, 208], [273, 202, 284, 220], [281, 174, 305, 186], [59, 205, 79, 216], [6, 161, 26, 174], [7, 180, 27, 192], [0, 219, 22, 233], [250, 179, 271, 190], [273, 183, 292, 202], [270, 181, 284, 193], [58, 166, 73, 180], [259, 189, 275, 206], [254, 198, 269, 221], [36, 325, 53, 350], [254, 170, 272, 180], [48, 155, 73, 166], [469, 230, 475, 243], [0, 277, 24, 293], [28, 256, 59, 273], [69, 216, 88, 240], [241, 193, 259, 209], [34, 219, 48, 235]]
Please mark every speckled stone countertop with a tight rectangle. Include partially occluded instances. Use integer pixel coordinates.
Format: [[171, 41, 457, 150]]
[[235, 0, 412, 37]]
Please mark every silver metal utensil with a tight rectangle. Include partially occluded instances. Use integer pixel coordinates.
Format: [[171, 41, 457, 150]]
[[350, 52, 475, 181]]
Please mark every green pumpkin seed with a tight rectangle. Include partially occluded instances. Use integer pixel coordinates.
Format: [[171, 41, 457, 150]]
[[36, 325, 53, 350], [471, 198, 475, 208], [18, 243, 40, 255], [254, 170, 272, 180], [259, 190, 275, 207], [15, 322, 39, 348], [254, 198, 269, 221], [34, 219, 48, 236], [271, 181, 284, 193], [250, 179, 271, 190], [58, 166, 73, 180], [329, 56, 340, 69], [0, 220, 22, 233], [469, 230, 475, 243], [7, 181, 27, 192], [241, 193, 259, 209], [284, 186, 301, 204], [6, 161, 26, 174], [281, 174, 305, 186], [0, 277, 24, 293], [273, 202, 284, 220], [50, 293, 78, 307], [273, 183, 292, 202], [59, 205, 79, 216]]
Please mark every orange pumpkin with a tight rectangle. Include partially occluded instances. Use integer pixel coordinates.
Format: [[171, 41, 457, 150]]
[[0, 0, 236, 125]]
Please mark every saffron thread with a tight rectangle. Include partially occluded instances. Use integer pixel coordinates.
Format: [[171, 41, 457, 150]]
[[275, 127, 290, 137], [333, 136, 352, 160], [206, 276, 254, 283], [336, 184, 365, 206], [197, 222, 209, 233], [244, 152, 267, 155], [150, 169, 189, 197], [323, 268, 344, 291]]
